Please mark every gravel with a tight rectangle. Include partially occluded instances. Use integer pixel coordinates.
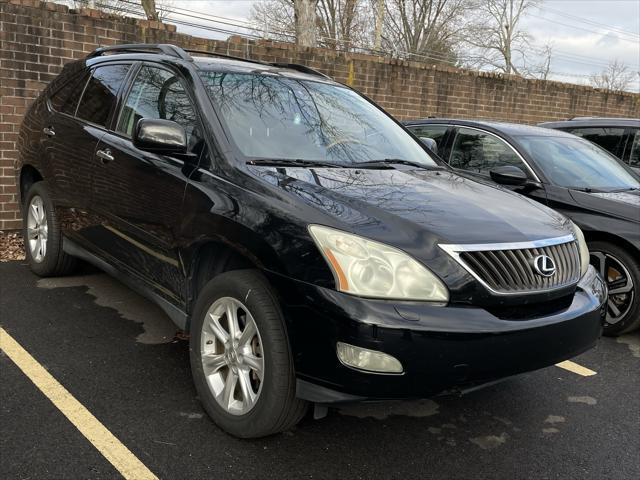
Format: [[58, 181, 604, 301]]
[[0, 231, 25, 262]]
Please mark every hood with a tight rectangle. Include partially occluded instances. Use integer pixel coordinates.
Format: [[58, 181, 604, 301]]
[[251, 166, 571, 248], [569, 189, 640, 223]]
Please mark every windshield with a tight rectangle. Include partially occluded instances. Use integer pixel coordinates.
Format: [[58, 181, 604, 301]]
[[517, 135, 639, 191], [199, 71, 437, 167]]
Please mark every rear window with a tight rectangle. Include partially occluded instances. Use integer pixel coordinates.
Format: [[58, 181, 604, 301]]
[[50, 71, 90, 115], [76, 64, 131, 127]]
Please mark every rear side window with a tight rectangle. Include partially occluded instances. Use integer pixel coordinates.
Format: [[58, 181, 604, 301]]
[[629, 130, 640, 168], [50, 71, 90, 115], [76, 64, 131, 127], [567, 127, 626, 158], [449, 127, 525, 175]]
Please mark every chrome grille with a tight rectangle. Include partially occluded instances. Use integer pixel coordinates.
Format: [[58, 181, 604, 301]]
[[441, 236, 581, 294]]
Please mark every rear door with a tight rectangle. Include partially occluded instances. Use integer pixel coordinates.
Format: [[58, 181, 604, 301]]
[[88, 63, 206, 306], [41, 63, 131, 246]]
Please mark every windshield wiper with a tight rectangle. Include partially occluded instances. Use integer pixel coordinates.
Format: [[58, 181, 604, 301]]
[[247, 158, 342, 168], [353, 159, 439, 170]]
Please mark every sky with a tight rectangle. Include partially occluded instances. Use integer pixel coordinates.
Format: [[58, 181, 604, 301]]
[[161, 0, 640, 92]]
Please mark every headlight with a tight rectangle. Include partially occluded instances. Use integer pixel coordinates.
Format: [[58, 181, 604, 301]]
[[570, 221, 590, 277], [308, 225, 449, 302]]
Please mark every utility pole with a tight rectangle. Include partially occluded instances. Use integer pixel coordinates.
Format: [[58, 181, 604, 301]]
[[374, 0, 384, 50], [294, 0, 317, 47]]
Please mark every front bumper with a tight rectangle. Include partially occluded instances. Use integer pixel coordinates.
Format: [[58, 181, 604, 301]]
[[267, 265, 606, 402]]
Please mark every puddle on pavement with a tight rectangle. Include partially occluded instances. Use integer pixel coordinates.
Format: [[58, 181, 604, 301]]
[[567, 396, 597, 405], [36, 274, 177, 344], [469, 432, 508, 450], [338, 398, 440, 420], [616, 333, 640, 358]]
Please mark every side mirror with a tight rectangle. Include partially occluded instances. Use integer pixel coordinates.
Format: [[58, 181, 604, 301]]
[[489, 165, 528, 186], [419, 137, 438, 155], [133, 118, 187, 155]]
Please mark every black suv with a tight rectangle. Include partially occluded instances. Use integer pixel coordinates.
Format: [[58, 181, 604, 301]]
[[539, 117, 640, 172], [17, 44, 606, 438]]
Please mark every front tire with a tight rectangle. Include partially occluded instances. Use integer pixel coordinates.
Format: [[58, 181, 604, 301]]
[[189, 270, 307, 438], [22, 181, 77, 277], [589, 241, 640, 336]]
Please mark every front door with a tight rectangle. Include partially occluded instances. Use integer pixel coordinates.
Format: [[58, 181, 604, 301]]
[[446, 126, 548, 204], [87, 63, 205, 307]]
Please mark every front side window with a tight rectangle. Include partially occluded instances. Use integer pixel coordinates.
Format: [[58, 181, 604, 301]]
[[407, 125, 448, 146], [517, 135, 639, 191], [198, 71, 437, 167], [117, 65, 201, 152], [76, 64, 130, 126], [449, 127, 526, 175], [50, 71, 90, 115], [568, 127, 626, 158]]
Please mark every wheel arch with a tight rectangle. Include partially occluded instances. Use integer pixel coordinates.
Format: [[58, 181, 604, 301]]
[[19, 164, 44, 204], [185, 240, 263, 319], [583, 230, 640, 258]]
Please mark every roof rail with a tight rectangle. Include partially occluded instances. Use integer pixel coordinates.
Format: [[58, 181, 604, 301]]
[[271, 63, 331, 79], [87, 44, 191, 60], [183, 49, 269, 66]]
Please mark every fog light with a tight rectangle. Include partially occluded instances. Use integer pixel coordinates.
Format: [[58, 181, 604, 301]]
[[336, 342, 403, 374]]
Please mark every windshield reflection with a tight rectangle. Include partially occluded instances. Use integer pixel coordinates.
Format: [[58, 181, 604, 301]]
[[199, 71, 436, 167]]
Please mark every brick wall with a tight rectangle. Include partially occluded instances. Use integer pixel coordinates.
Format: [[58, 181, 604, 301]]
[[1, 0, 639, 230]]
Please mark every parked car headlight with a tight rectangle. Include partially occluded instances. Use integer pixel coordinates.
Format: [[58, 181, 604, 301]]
[[570, 221, 590, 277], [308, 225, 449, 302]]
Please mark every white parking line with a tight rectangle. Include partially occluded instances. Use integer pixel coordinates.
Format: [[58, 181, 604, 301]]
[[0, 327, 158, 480], [555, 360, 597, 376]]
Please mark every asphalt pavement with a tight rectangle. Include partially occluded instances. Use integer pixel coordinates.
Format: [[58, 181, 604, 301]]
[[1, 261, 639, 480]]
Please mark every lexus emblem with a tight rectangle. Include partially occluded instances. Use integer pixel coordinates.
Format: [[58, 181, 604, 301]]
[[533, 255, 557, 277]]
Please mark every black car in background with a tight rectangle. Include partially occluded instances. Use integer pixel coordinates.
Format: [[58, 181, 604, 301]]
[[405, 119, 639, 335], [17, 44, 606, 438], [539, 117, 640, 171]]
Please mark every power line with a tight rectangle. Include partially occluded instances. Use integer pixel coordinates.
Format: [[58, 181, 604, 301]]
[[542, 5, 639, 39]]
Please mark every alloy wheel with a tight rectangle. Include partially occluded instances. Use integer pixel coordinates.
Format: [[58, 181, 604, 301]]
[[201, 297, 265, 415], [26, 195, 48, 263], [590, 251, 635, 324]]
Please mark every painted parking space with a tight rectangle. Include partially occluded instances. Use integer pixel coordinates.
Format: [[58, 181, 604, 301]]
[[1, 261, 639, 480]]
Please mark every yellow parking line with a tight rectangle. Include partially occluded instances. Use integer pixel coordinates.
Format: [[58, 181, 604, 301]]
[[555, 360, 597, 376], [0, 327, 158, 480]]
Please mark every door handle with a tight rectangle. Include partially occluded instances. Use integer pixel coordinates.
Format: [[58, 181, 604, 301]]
[[42, 126, 55, 137], [96, 148, 114, 164]]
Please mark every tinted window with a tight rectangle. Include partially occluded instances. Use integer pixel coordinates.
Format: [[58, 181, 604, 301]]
[[629, 130, 640, 168], [199, 71, 437, 167], [517, 135, 639, 191], [568, 127, 626, 158], [117, 65, 201, 151], [50, 71, 89, 115], [449, 127, 526, 175], [408, 125, 448, 146], [76, 64, 130, 126]]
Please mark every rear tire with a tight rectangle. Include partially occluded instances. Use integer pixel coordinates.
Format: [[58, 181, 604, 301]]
[[589, 241, 640, 336], [189, 269, 307, 438], [22, 181, 77, 277]]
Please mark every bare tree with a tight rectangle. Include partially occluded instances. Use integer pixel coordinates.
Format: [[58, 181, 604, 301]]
[[382, 1, 477, 65], [141, 0, 158, 20], [373, 0, 385, 50], [294, 0, 319, 47], [467, 0, 540, 75], [590, 60, 635, 92], [250, 1, 368, 50]]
